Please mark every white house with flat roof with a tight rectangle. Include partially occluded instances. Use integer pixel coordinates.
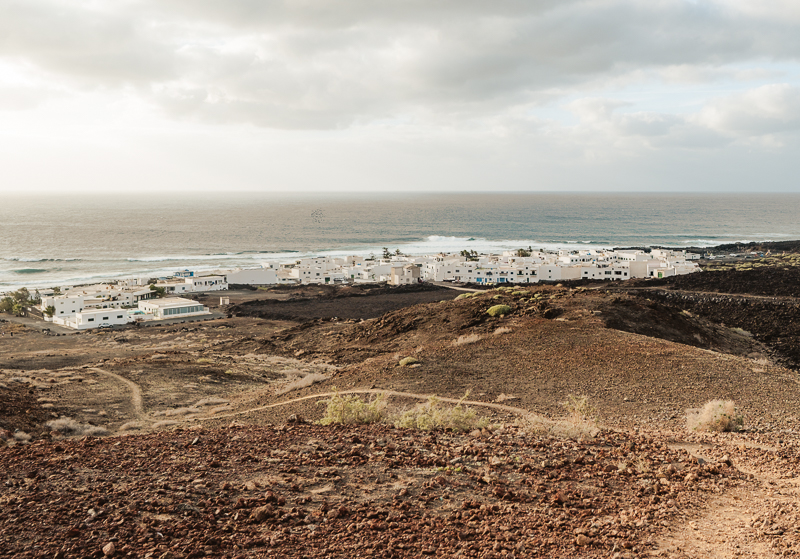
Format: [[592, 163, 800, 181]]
[[53, 308, 131, 330], [137, 298, 210, 320], [226, 266, 277, 286]]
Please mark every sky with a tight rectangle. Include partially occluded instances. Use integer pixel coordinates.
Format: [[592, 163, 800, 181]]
[[1, 0, 800, 193]]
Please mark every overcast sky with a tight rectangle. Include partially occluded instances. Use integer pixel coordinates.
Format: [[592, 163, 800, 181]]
[[2, 0, 799, 193]]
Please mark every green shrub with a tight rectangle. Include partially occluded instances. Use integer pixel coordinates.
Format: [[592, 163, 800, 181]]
[[399, 357, 419, 367], [394, 395, 488, 432], [318, 391, 388, 425], [486, 304, 511, 317], [492, 294, 502, 300], [455, 293, 473, 300], [512, 291, 527, 296]]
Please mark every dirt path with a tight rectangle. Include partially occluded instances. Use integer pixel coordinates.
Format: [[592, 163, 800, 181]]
[[90, 367, 144, 418], [652, 442, 800, 558], [429, 282, 484, 293], [199, 388, 534, 422]]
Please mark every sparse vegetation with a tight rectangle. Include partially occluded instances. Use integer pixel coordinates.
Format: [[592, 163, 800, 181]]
[[493, 326, 512, 336], [393, 394, 488, 432], [399, 356, 419, 367], [316, 392, 490, 432], [318, 391, 388, 425], [47, 418, 108, 437], [521, 395, 599, 440], [452, 333, 482, 346], [687, 400, 743, 432], [455, 293, 473, 300], [0, 287, 32, 316], [486, 304, 511, 317]]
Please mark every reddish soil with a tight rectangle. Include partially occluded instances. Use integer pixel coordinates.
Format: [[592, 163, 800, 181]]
[[0, 423, 749, 559], [2, 270, 800, 558]]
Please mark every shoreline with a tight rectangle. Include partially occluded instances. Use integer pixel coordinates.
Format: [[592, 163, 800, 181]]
[[5, 239, 798, 294]]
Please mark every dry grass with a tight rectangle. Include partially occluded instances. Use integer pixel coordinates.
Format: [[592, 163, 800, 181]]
[[276, 373, 330, 395], [194, 397, 230, 407], [13, 430, 32, 442], [46, 418, 108, 437], [493, 327, 512, 336], [520, 414, 599, 441], [318, 392, 389, 425], [151, 420, 180, 429], [518, 395, 599, 440], [452, 333, 483, 346], [153, 407, 201, 417], [317, 392, 490, 432], [399, 357, 419, 367], [686, 400, 743, 432], [394, 394, 489, 432]]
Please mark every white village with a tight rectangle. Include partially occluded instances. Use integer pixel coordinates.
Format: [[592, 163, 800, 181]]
[[26, 247, 700, 330]]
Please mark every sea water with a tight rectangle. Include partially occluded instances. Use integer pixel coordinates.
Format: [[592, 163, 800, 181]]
[[2, 192, 799, 291]]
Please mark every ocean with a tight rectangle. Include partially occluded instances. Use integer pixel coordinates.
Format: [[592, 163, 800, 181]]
[[2, 192, 799, 291]]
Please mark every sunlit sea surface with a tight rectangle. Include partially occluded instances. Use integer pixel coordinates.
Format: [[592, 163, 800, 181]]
[[2, 192, 799, 290]]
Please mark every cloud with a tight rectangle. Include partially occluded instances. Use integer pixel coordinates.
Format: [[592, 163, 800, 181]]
[[697, 84, 800, 136], [2, 0, 800, 130]]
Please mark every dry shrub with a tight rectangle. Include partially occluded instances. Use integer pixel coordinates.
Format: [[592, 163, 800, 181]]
[[151, 420, 180, 429], [493, 327, 512, 336], [521, 415, 599, 441], [686, 400, 743, 432], [519, 394, 599, 440], [47, 418, 108, 437], [452, 333, 482, 346], [276, 373, 330, 395], [194, 397, 230, 407], [13, 430, 32, 442], [318, 392, 388, 425], [394, 395, 488, 432], [154, 407, 201, 417], [118, 421, 144, 432], [399, 357, 419, 367], [316, 392, 490, 432]]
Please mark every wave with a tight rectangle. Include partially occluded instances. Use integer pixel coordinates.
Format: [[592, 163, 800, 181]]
[[13, 268, 48, 274], [4, 257, 81, 263]]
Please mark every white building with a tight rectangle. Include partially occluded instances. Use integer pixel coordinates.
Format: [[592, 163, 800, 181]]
[[52, 308, 131, 330], [137, 298, 210, 320], [390, 264, 421, 285], [226, 266, 278, 286]]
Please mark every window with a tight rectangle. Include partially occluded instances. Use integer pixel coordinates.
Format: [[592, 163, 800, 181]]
[[117, 315, 123, 319], [103, 317, 109, 320], [88, 318, 94, 322]]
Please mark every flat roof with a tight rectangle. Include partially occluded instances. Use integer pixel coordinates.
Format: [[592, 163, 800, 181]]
[[140, 297, 202, 308], [78, 308, 128, 316]]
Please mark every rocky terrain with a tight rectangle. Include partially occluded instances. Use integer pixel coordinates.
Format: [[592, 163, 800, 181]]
[[2, 250, 800, 558]]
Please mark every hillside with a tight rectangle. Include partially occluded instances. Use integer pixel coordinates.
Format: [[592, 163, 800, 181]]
[[2, 268, 800, 557]]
